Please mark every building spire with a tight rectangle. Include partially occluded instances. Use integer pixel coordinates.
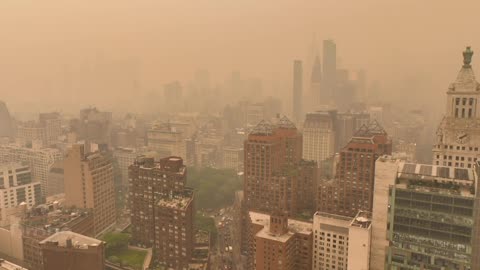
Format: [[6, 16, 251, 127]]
[[463, 46, 474, 68]]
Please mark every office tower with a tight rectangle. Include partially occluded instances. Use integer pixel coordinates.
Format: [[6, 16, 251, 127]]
[[0, 259, 28, 270], [64, 144, 116, 235], [16, 122, 47, 147], [310, 56, 322, 109], [129, 156, 194, 269], [147, 123, 186, 158], [0, 145, 62, 204], [335, 111, 370, 152], [312, 211, 371, 270], [40, 231, 105, 270], [302, 111, 336, 167], [0, 164, 42, 226], [434, 47, 480, 168], [74, 107, 113, 146], [293, 60, 303, 123], [39, 112, 62, 146], [222, 146, 244, 171], [322, 40, 336, 106], [244, 116, 316, 215], [0, 100, 14, 138], [317, 121, 392, 217], [247, 211, 312, 270], [46, 161, 64, 197], [113, 147, 146, 188], [371, 157, 480, 270], [334, 69, 356, 111]]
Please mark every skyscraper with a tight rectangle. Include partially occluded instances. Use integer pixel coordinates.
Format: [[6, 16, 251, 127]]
[[64, 144, 116, 235], [371, 157, 480, 270], [244, 116, 316, 215], [433, 46, 480, 168], [302, 111, 336, 167], [129, 156, 194, 269], [310, 56, 322, 109], [322, 40, 337, 106], [317, 121, 392, 217], [0, 100, 13, 138], [293, 60, 303, 123]]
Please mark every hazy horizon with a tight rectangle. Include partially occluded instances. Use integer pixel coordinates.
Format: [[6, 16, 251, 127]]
[[1, 0, 480, 117]]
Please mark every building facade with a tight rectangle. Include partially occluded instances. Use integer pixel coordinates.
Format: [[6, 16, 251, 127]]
[[433, 47, 480, 168], [293, 60, 303, 123], [244, 117, 317, 215], [317, 121, 392, 217], [0, 145, 62, 197], [312, 211, 371, 270], [302, 111, 336, 166], [40, 231, 105, 270], [129, 156, 195, 269], [371, 157, 480, 270], [64, 144, 116, 236], [0, 164, 42, 226], [247, 211, 312, 270]]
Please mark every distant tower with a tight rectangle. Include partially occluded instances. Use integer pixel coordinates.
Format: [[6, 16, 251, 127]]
[[322, 40, 337, 106], [293, 60, 303, 123], [310, 56, 322, 108], [0, 101, 13, 137]]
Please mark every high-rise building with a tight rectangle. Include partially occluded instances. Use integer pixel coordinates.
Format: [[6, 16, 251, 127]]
[[74, 107, 113, 146], [335, 111, 370, 152], [371, 157, 480, 270], [147, 123, 186, 158], [244, 116, 316, 215], [322, 40, 336, 106], [312, 211, 371, 270], [302, 111, 336, 167], [0, 164, 42, 226], [129, 156, 194, 269], [40, 231, 105, 270], [433, 47, 480, 168], [293, 60, 303, 123], [0, 145, 62, 199], [310, 56, 322, 109], [317, 121, 392, 217], [47, 161, 64, 197], [0, 100, 14, 138], [64, 144, 116, 235], [247, 211, 312, 270], [222, 146, 244, 172]]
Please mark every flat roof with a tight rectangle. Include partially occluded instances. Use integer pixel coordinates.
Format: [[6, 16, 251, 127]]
[[40, 231, 102, 249], [249, 211, 312, 242]]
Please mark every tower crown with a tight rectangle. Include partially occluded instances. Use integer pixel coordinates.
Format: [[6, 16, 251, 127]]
[[463, 46, 474, 68]]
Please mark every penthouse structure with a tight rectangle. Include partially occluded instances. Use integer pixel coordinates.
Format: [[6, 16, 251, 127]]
[[247, 211, 312, 270], [40, 231, 105, 270], [371, 157, 480, 270], [129, 156, 195, 269], [0, 259, 28, 270], [312, 211, 371, 270]]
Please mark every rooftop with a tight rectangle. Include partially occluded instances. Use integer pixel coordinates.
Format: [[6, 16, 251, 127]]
[[249, 211, 312, 242], [156, 190, 194, 210], [0, 259, 28, 270], [40, 231, 102, 249]]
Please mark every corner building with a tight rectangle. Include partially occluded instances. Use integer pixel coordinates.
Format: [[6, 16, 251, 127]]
[[371, 157, 480, 270]]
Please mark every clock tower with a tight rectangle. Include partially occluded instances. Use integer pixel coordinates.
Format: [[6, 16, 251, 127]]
[[433, 47, 480, 168]]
